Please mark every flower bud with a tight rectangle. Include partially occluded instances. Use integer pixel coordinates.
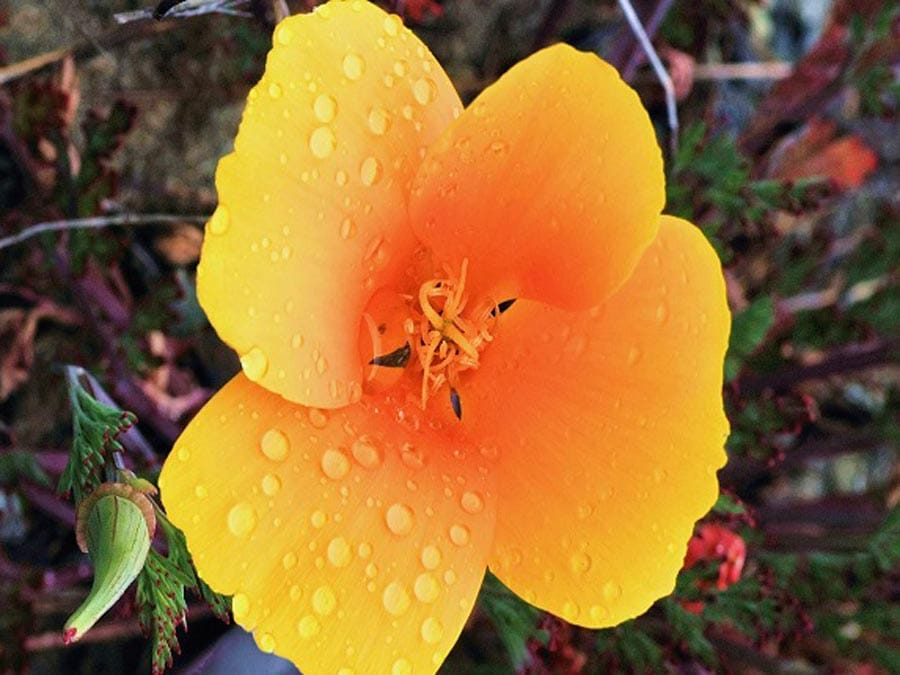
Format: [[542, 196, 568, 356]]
[[63, 483, 156, 644]]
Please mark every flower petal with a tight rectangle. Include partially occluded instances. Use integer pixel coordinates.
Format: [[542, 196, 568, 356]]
[[462, 216, 729, 627], [409, 43, 664, 311], [159, 374, 495, 674], [199, 1, 461, 408]]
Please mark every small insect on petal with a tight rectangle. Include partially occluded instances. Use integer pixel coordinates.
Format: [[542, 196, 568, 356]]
[[450, 388, 462, 420], [369, 342, 412, 368], [491, 299, 517, 317]]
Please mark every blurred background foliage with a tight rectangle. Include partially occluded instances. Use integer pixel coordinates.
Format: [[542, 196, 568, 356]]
[[0, 0, 898, 673]]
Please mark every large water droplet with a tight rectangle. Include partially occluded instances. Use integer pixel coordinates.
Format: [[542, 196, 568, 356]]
[[360, 156, 382, 186], [412, 77, 436, 105], [351, 436, 382, 468], [260, 428, 289, 462], [382, 581, 411, 616], [460, 491, 484, 514], [327, 537, 352, 568], [241, 347, 269, 381], [385, 503, 414, 535], [227, 502, 257, 538], [208, 205, 230, 235], [313, 93, 338, 122], [421, 617, 444, 644], [321, 448, 350, 480], [342, 53, 365, 80], [297, 614, 321, 638], [420, 545, 442, 569], [449, 523, 470, 546], [392, 658, 412, 675], [275, 23, 293, 45], [414, 573, 440, 603], [312, 586, 337, 615], [383, 15, 401, 36], [309, 126, 337, 159], [368, 107, 390, 136]]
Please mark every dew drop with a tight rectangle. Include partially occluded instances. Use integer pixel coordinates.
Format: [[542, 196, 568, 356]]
[[368, 107, 390, 135], [421, 617, 444, 644], [392, 59, 408, 77], [309, 126, 337, 159], [289, 585, 302, 600], [313, 93, 338, 122], [327, 537, 352, 568], [227, 502, 257, 538], [258, 633, 276, 653], [414, 573, 440, 603], [275, 23, 293, 45], [282, 551, 298, 570], [412, 77, 436, 105], [268, 82, 283, 99], [359, 156, 382, 186], [626, 346, 642, 366], [589, 605, 609, 622], [569, 551, 592, 574], [194, 484, 208, 499], [443, 569, 457, 585], [383, 15, 400, 36], [562, 600, 580, 621], [297, 614, 321, 638], [460, 491, 484, 514], [602, 580, 622, 601], [261, 473, 281, 496], [449, 523, 470, 546], [400, 443, 425, 470], [310, 510, 327, 528], [420, 545, 442, 569], [307, 408, 328, 428], [240, 347, 269, 381], [365, 562, 379, 578], [335, 169, 348, 186], [321, 448, 350, 480], [208, 205, 230, 235], [489, 140, 508, 155], [382, 581, 411, 616], [260, 428, 289, 462], [357, 541, 373, 558], [312, 585, 337, 615], [342, 53, 365, 80], [232, 593, 250, 619], [385, 503, 414, 535], [176, 446, 191, 462], [351, 436, 382, 468], [340, 217, 357, 239], [656, 302, 669, 323], [316, 355, 329, 374], [392, 659, 412, 675]]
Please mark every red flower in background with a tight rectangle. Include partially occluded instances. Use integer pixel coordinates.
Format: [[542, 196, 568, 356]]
[[684, 524, 747, 592]]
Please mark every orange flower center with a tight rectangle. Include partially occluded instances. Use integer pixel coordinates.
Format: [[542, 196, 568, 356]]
[[359, 259, 506, 417]]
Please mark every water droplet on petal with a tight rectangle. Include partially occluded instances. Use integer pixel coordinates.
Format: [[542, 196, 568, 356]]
[[312, 586, 337, 615], [602, 580, 622, 601], [421, 617, 443, 644], [261, 473, 281, 496], [589, 605, 609, 623], [656, 302, 669, 323], [309, 126, 336, 159], [327, 537, 352, 568], [368, 107, 390, 135], [176, 446, 191, 462], [489, 140, 508, 155], [460, 491, 484, 514], [420, 545, 442, 569], [449, 523, 470, 546], [385, 503, 414, 535], [241, 347, 269, 381], [258, 633, 276, 653], [194, 484, 208, 498], [351, 436, 382, 468], [227, 502, 257, 538], [307, 408, 328, 428], [392, 59, 408, 76], [357, 541, 373, 558], [321, 448, 350, 480], [297, 614, 321, 638], [383, 15, 400, 36], [570, 551, 592, 574], [268, 82, 283, 99], [414, 573, 440, 603], [208, 206, 230, 235], [392, 658, 412, 675], [400, 443, 425, 470], [275, 23, 293, 45], [562, 600, 580, 621], [627, 346, 642, 365], [232, 593, 250, 619], [313, 93, 337, 122], [360, 156, 382, 186], [340, 217, 357, 239], [342, 53, 365, 80], [282, 551, 298, 570], [382, 581, 411, 616], [412, 77, 436, 105], [260, 428, 289, 461], [310, 510, 327, 528]]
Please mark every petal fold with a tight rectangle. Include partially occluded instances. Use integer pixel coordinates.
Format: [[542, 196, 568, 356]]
[[159, 374, 496, 675], [463, 216, 730, 627], [199, 0, 461, 408], [410, 43, 665, 311]]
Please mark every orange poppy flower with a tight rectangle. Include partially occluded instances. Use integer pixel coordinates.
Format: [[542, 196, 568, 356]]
[[158, 1, 731, 673]]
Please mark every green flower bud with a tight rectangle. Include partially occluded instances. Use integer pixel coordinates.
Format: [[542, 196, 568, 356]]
[[64, 483, 157, 644]]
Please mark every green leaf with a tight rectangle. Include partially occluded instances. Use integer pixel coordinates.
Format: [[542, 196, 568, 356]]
[[712, 493, 746, 515], [725, 296, 775, 380], [477, 572, 545, 670], [0, 450, 50, 487], [58, 367, 136, 503]]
